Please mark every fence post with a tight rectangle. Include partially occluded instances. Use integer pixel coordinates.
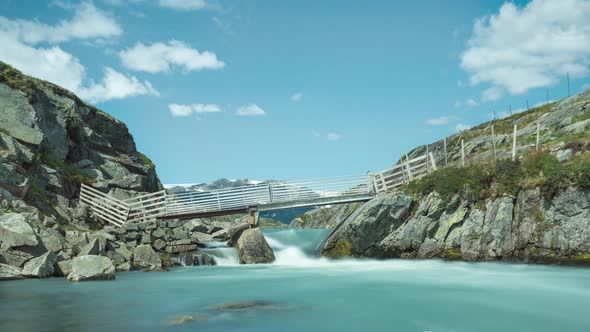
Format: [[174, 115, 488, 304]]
[[536, 122, 540, 151], [429, 152, 437, 171], [443, 137, 448, 166], [512, 124, 517, 161], [491, 125, 497, 163], [461, 139, 465, 167], [405, 154, 413, 181], [426, 144, 430, 173]]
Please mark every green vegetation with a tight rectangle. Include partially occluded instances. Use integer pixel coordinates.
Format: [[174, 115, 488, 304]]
[[24, 183, 51, 206], [407, 150, 590, 201], [0, 62, 37, 98], [42, 153, 96, 185], [137, 151, 155, 168], [442, 248, 462, 260], [569, 254, 590, 264], [325, 240, 353, 258]]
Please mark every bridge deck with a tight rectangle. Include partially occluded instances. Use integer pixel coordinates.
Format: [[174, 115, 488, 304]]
[[79, 153, 436, 227]]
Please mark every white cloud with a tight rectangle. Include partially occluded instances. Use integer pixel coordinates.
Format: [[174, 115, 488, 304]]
[[426, 116, 454, 126], [481, 87, 503, 102], [159, 0, 208, 11], [291, 92, 303, 102], [119, 40, 225, 73], [168, 103, 221, 117], [0, 2, 121, 44], [461, 0, 590, 96], [77, 67, 159, 103], [455, 123, 471, 132], [236, 104, 266, 116]]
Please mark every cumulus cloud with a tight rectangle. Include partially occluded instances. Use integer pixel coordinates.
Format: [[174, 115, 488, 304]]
[[236, 104, 266, 116], [426, 116, 454, 126], [0, 4, 156, 104], [77, 67, 159, 103], [119, 40, 225, 73], [461, 0, 590, 97], [326, 133, 342, 141], [291, 92, 303, 102], [168, 103, 221, 117], [0, 2, 121, 44], [159, 0, 208, 11]]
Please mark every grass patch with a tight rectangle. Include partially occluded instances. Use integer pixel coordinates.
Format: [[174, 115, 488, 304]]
[[406, 164, 492, 201], [442, 248, 462, 260], [137, 151, 155, 168], [0, 62, 37, 98], [37, 150, 95, 185]]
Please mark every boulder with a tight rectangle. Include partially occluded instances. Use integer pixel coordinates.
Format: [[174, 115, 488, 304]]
[[184, 219, 208, 233], [152, 239, 166, 251], [191, 232, 214, 243], [0, 213, 38, 247], [152, 228, 166, 239], [133, 244, 162, 269], [68, 255, 116, 282], [39, 229, 66, 253], [236, 229, 275, 264], [21, 251, 57, 278], [54, 259, 73, 277], [227, 223, 250, 247], [78, 238, 105, 256], [116, 262, 132, 272], [211, 228, 229, 240], [192, 252, 216, 266], [0, 263, 22, 280]]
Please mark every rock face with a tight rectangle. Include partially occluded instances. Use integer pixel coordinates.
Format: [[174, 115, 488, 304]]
[[21, 251, 56, 278], [0, 263, 22, 280], [236, 228, 275, 264], [289, 203, 361, 229], [132, 244, 162, 269], [320, 188, 590, 264], [0, 213, 38, 247], [67, 255, 115, 282]]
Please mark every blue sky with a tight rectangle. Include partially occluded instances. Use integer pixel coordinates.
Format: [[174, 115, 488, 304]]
[[1, 0, 589, 184]]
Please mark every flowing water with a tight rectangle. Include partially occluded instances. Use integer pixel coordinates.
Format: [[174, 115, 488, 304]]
[[1, 229, 589, 332]]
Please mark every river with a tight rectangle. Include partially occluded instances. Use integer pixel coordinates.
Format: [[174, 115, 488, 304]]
[[1, 229, 589, 332]]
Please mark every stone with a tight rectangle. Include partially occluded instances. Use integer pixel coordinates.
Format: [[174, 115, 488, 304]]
[[116, 262, 132, 272], [167, 219, 183, 228], [132, 244, 162, 269], [137, 220, 157, 231], [556, 149, 573, 162], [481, 197, 514, 259], [0, 213, 38, 247], [141, 232, 152, 244], [39, 229, 66, 253], [192, 252, 216, 266], [107, 250, 126, 266], [152, 228, 166, 238], [68, 255, 116, 282], [236, 229, 275, 264], [165, 244, 197, 254], [211, 228, 229, 240], [153, 239, 166, 251], [460, 208, 485, 261], [191, 232, 214, 243], [0, 263, 22, 280], [0, 245, 36, 267], [54, 260, 73, 277], [78, 238, 105, 256], [172, 227, 189, 240], [417, 238, 444, 258], [227, 223, 250, 247], [115, 245, 133, 261], [21, 252, 57, 278], [184, 219, 208, 233]]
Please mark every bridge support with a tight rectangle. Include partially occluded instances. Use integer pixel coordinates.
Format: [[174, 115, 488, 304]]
[[247, 207, 259, 228]]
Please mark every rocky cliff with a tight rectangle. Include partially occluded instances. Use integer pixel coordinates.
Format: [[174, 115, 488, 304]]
[[0, 61, 160, 230], [319, 188, 590, 265]]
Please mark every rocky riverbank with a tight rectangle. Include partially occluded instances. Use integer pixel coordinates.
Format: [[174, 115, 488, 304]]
[[318, 187, 590, 265]]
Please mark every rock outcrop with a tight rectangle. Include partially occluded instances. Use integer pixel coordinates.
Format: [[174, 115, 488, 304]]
[[21, 251, 56, 277], [236, 228, 275, 264], [0, 263, 22, 280], [67, 255, 115, 282], [289, 203, 361, 229], [319, 188, 590, 265]]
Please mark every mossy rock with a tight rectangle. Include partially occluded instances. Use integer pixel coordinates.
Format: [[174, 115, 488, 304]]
[[325, 240, 353, 258]]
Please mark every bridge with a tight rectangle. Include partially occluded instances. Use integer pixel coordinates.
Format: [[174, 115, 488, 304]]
[[79, 153, 437, 227]]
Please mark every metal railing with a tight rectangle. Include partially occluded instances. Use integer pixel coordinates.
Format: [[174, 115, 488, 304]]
[[80, 154, 436, 227]]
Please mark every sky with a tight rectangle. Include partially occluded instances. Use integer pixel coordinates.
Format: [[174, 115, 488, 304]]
[[1, 0, 589, 184]]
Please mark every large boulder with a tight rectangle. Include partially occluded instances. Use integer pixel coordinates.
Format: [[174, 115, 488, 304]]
[[67, 255, 116, 282], [39, 229, 66, 253], [21, 251, 57, 278], [132, 244, 162, 269], [227, 223, 250, 247], [0, 263, 22, 280], [54, 259, 73, 277], [236, 228, 275, 264], [0, 213, 38, 247]]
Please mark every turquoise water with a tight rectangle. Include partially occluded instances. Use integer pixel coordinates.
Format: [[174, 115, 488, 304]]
[[1, 229, 589, 332]]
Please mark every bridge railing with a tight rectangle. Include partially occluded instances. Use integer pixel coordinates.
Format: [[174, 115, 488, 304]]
[[373, 153, 437, 193], [164, 174, 372, 216], [79, 184, 130, 227]]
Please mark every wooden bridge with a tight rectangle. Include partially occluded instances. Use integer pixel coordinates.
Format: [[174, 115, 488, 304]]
[[79, 153, 437, 227]]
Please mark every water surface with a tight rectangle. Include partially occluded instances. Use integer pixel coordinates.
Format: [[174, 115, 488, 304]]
[[1, 229, 589, 332]]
